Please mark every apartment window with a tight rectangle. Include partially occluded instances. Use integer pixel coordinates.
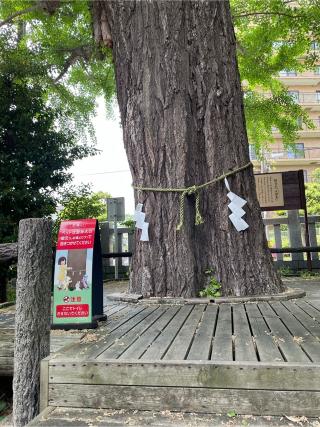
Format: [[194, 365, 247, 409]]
[[288, 90, 299, 102], [310, 41, 319, 50], [249, 145, 257, 160], [287, 143, 305, 159], [316, 91, 320, 103], [279, 70, 297, 77], [303, 170, 308, 183], [296, 117, 303, 128], [314, 66, 320, 75]]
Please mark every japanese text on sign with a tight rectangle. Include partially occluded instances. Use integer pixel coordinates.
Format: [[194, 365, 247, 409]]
[[56, 304, 89, 318], [255, 173, 284, 208], [57, 219, 96, 250]]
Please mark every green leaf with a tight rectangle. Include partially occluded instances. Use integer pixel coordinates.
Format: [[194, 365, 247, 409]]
[[227, 410, 237, 418]]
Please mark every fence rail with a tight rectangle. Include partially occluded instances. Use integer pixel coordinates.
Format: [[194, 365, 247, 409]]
[[264, 214, 320, 270], [101, 214, 320, 278]]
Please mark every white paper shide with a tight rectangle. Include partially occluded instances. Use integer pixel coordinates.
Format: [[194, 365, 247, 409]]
[[224, 178, 249, 232], [134, 203, 149, 241]]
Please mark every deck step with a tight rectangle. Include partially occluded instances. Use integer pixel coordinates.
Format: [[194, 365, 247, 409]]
[[28, 406, 310, 427], [42, 358, 320, 417]]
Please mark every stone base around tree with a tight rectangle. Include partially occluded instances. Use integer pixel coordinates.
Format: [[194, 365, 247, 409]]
[[107, 287, 306, 305]]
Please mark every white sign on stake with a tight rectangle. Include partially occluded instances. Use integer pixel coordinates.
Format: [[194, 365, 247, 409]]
[[224, 178, 249, 232]]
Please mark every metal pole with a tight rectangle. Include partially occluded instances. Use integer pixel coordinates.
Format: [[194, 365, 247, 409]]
[[114, 215, 118, 280]]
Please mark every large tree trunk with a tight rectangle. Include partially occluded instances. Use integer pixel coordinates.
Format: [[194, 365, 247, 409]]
[[93, 0, 284, 297]]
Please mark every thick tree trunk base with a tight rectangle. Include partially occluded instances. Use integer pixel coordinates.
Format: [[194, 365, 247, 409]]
[[93, 0, 284, 297]]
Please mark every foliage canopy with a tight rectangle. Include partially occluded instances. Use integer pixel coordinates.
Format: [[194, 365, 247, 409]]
[[53, 185, 111, 240], [305, 169, 320, 215], [1, 0, 318, 158], [57, 185, 110, 222], [0, 52, 96, 242]]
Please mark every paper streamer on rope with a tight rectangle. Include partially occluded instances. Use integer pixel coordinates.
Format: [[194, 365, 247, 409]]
[[134, 203, 149, 241], [224, 178, 249, 232]]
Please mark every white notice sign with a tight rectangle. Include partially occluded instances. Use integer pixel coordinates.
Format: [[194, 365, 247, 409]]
[[255, 174, 284, 208]]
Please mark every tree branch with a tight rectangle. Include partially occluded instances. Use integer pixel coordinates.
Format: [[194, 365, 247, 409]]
[[53, 46, 94, 83], [0, 1, 61, 28], [0, 5, 38, 28], [234, 11, 304, 19]]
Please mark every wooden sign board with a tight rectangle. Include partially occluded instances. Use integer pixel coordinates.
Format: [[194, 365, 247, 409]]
[[254, 170, 306, 211], [255, 173, 284, 208]]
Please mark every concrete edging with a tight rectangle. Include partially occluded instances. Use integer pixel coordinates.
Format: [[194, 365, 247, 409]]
[[107, 288, 306, 305]]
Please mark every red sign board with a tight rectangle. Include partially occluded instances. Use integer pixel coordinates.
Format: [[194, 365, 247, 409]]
[[56, 304, 89, 318], [57, 219, 96, 250]]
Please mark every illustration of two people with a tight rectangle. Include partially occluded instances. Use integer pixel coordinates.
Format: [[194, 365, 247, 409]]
[[57, 256, 89, 291]]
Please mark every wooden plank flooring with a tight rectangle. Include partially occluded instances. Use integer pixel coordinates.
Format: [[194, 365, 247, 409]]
[[23, 296, 320, 419], [47, 299, 320, 363], [0, 303, 122, 375], [2, 298, 320, 378]]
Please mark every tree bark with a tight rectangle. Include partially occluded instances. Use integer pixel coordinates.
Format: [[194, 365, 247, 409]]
[[13, 219, 52, 427], [92, 0, 284, 297], [0, 243, 18, 263]]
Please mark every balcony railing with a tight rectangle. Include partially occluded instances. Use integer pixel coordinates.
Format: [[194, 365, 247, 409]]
[[257, 146, 320, 161], [299, 118, 320, 130], [294, 93, 320, 104], [262, 92, 320, 104]]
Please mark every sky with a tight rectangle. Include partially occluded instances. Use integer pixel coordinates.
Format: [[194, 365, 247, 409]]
[[69, 99, 135, 215]]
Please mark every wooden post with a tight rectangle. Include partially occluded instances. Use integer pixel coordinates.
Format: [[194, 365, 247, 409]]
[[308, 219, 319, 261], [288, 210, 303, 262], [13, 218, 52, 427], [303, 209, 312, 271], [273, 224, 283, 262]]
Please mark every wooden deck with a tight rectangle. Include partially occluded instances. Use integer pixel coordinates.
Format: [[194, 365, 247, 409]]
[[34, 299, 320, 420], [0, 327, 84, 377], [46, 299, 320, 363], [0, 296, 113, 376]]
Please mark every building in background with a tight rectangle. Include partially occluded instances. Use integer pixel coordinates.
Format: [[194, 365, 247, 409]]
[[251, 45, 320, 181]]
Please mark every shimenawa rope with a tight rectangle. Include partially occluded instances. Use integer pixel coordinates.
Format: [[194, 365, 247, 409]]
[[133, 161, 252, 230]]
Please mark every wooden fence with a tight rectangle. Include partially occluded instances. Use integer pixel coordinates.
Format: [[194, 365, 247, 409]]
[[100, 213, 320, 279], [100, 222, 134, 279], [264, 213, 320, 270]]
